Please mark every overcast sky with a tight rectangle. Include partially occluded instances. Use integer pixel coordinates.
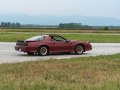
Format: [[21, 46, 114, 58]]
[[0, 0, 120, 19]]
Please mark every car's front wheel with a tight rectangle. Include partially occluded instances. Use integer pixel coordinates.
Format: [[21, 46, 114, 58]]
[[37, 46, 49, 56], [74, 45, 84, 55]]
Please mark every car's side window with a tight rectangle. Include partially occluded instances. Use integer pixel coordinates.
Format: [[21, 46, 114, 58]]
[[54, 36, 66, 41]]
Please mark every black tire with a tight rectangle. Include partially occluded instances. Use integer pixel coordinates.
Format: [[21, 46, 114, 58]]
[[27, 52, 34, 55], [37, 46, 49, 56], [74, 45, 84, 55]]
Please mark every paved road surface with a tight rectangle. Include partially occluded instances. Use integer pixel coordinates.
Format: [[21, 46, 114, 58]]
[[0, 42, 120, 64]]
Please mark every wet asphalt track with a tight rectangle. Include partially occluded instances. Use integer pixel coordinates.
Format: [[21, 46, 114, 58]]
[[0, 42, 120, 64]]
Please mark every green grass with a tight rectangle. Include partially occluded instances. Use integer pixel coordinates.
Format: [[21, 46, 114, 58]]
[[0, 54, 120, 90], [62, 34, 120, 43], [0, 32, 120, 43], [0, 28, 120, 33]]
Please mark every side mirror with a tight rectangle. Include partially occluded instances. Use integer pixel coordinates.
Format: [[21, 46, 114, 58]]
[[66, 40, 70, 42]]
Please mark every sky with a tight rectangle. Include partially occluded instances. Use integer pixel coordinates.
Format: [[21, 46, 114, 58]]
[[0, 0, 120, 19]]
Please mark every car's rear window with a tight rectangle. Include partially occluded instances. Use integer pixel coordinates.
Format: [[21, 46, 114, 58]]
[[26, 35, 44, 41]]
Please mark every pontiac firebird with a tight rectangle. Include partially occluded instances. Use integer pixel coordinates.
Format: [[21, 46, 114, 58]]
[[15, 34, 92, 56]]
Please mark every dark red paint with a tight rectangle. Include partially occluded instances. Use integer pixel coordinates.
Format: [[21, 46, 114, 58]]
[[15, 34, 92, 55]]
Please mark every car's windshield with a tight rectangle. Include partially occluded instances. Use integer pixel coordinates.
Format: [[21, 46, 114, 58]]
[[54, 36, 67, 41], [26, 35, 44, 41]]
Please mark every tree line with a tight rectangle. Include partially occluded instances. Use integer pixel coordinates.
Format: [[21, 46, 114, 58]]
[[0, 22, 119, 30], [0, 22, 21, 28], [59, 23, 92, 29]]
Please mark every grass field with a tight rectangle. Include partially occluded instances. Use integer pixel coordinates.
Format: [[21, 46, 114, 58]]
[[0, 54, 120, 90], [0, 28, 120, 42], [0, 32, 120, 43], [0, 28, 120, 89], [0, 28, 120, 33]]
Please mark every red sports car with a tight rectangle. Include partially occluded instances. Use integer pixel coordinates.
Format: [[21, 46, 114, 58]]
[[15, 34, 92, 56]]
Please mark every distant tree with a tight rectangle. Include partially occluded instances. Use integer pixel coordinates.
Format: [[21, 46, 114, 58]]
[[1, 22, 4, 27], [59, 23, 83, 29], [7, 22, 11, 27], [11, 23, 15, 27], [104, 27, 109, 30], [0, 22, 21, 28], [59, 23, 63, 28], [16, 23, 21, 27]]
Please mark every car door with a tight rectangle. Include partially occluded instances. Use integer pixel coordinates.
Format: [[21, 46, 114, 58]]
[[51, 36, 72, 53]]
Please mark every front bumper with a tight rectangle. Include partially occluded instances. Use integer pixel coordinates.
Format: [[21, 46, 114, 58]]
[[84, 43, 92, 51]]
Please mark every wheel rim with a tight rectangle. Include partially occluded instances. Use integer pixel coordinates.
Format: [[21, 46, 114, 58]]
[[76, 46, 84, 54], [40, 47, 48, 55]]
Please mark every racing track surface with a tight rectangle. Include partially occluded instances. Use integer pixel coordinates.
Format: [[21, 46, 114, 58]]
[[0, 42, 120, 64]]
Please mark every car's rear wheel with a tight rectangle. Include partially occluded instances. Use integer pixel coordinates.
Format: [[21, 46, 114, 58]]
[[74, 45, 84, 54], [38, 46, 49, 56], [27, 52, 34, 55]]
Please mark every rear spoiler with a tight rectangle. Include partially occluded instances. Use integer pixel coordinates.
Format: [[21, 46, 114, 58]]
[[16, 40, 27, 46]]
